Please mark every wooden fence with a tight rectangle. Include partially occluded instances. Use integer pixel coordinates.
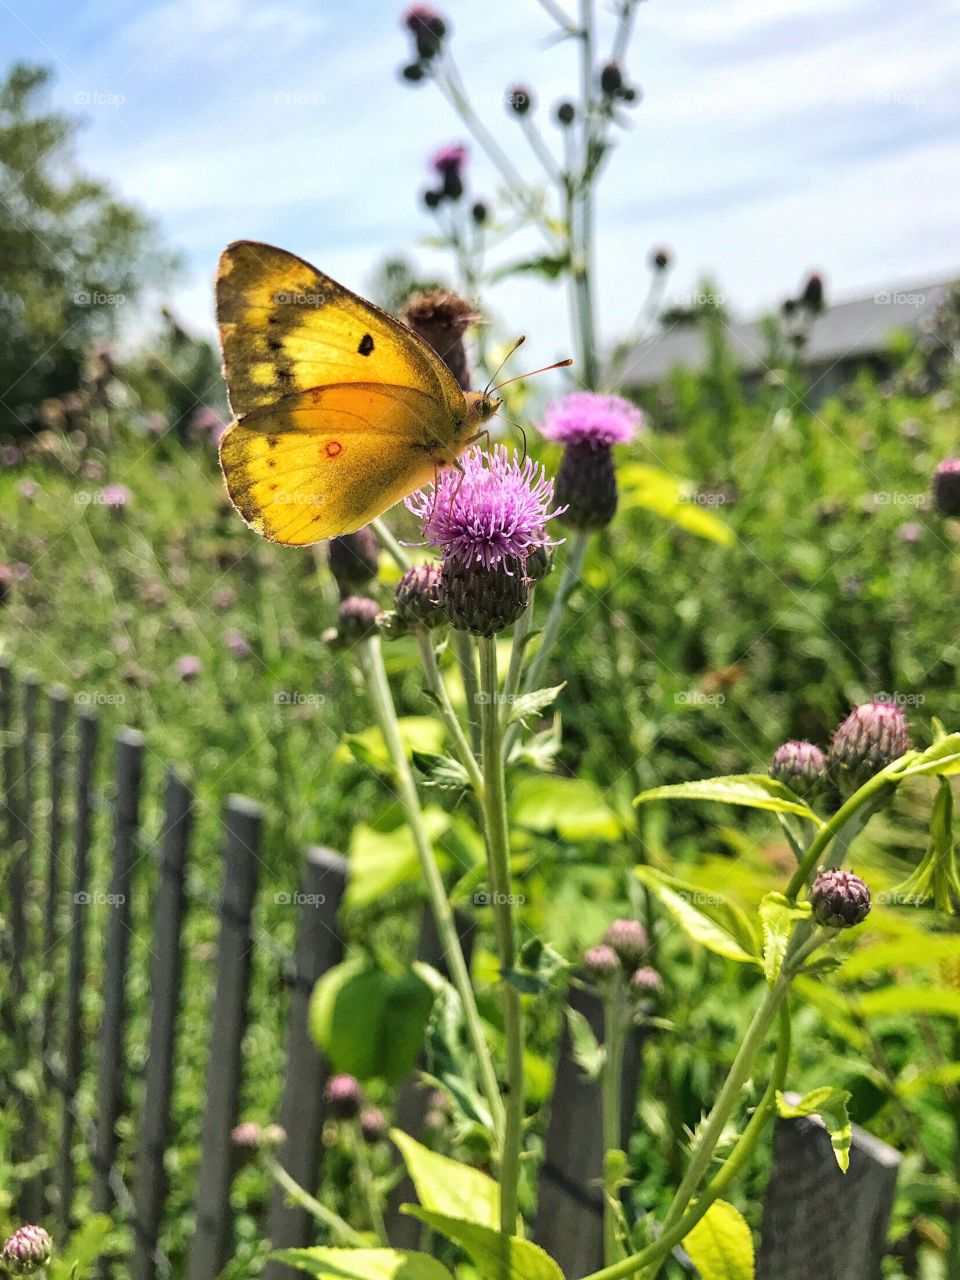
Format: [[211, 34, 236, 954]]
[[0, 662, 902, 1279]]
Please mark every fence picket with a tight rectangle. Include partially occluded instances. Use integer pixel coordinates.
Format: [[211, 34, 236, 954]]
[[1, 661, 28, 1007], [264, 846, 348, 1277], [93, 728, 145, 1278], [131, 769, 194, 1280], [187, 796, 263, 1280], [42, 685, 70, 1062], [59, 705, 99, 1232]]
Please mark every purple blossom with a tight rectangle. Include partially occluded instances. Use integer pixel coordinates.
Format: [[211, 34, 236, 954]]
[[1, 444, 23, 468], [175, 654, 202, 681], [540, 391, 643, 447], [897, 522, 921, 543], [17, 479, 38, 501], [406, 444, 564, 570], [99, 483, 132, 508], [145, 411, 169, 434], [430, 143, 467, 175], [225, 629, 252, 659]]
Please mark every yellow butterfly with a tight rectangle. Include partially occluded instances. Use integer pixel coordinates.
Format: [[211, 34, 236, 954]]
[[215, 240, 501, 546]]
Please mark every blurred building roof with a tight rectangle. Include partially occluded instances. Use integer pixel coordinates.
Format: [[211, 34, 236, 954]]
[[612, 276, 958, 390]]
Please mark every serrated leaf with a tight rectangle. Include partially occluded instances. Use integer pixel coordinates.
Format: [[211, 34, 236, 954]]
[[758, 892, 811, 985], [776, 1088, 852, 1173], [506, 684, 565, 728], [272, 1248, 453, 1280], [412, 750, 472, 792], [634, 775, 821, 823], [892, 733, 960, 778], [566, 1006, 605, 1080], [391, 1130, 501, 1229], [413, 962, 492, 1129], [504, 939, 569, 996], [682, 1199, 755, 1280], [403, 1210, 565, 1280], [635, 866, 760, 964]]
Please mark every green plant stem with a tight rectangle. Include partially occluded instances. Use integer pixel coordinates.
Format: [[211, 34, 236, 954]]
[[478, 636, 525, 1249], [268, 1158, 367, 1247], [786, 769, 896, 900], [580, 1004, 792, 1280], [370, 517, 411, 572], [453, 628, 482, 754], [357, 636, 503, 1137], [504, 594, 536, 708], [415, 630, 484, 793], [519, 530, 590, 700], [602, 981, 629, 1266], [352, 1125, 389, 1243]]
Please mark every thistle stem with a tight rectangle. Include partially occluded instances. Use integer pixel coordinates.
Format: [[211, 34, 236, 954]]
[[478, 635, 525, 1249], [268, 1159, 367, 1247], [602, 982, 629, 1265], [453, 628, 482, 753], [370, 518, 411, 572], [357, 636, 503, 1137], [415, 629, 484, 794], [786, 770, 895, 900]]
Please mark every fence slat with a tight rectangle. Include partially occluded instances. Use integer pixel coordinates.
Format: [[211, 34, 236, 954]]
[[264, 846, 348, 1277], [59, 706, 99, 1232], [93, 728, 145, 1270], [385, 905, 477, 1249], [132, 769, 194, 1280], [187, 796, 263, 1280], [757, 1104, 901, 1280], [1, 661, 28, 1006], [42, 685, 70, 1062], [533, 981, 644, 1277]]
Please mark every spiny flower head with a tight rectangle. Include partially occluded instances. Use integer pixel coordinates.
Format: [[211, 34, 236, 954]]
[[540, 391, 643, 448], [1, 1225, 53, 1275], [810, 869, 871, 929], [584, 944, 620, 981], [325, 1073, 363, 1119], [602, 918, 650, 969], [99, 483, 132, 508], [769, 739, 828, 801], [406, 444, 564, 571], [829, 700, 911, 795]]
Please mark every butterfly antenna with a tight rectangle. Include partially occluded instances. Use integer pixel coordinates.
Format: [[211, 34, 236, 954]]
[[494, 411, 528, 463], [484, 336, 526, 396], [493, 356, 573, 392]]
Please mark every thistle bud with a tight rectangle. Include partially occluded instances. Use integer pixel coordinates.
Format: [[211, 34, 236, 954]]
[[932, 459, 960, 517], [328, 527, 379, 597], [555, 100, 576, 126], [337, 596, 382, 643], [810, 869, 871, 928], [402, 288, 479, 392], [404, 6, 447, 59], [360, 1107, 388, 1144], [769, 740, 828, 801], [602, 918, 650, 969], [584, 943, 620, 981], [525, 544, 554, 582], [828, 700, 911, 795], [325, 1073, 363, 1120], [599, 61, 623, 96], [800, 272, 825, 315], [471, 200, 488, 225], [402, 62, 425, 83], [440, 556, 529, 637], [650, 246, 672, 272], [554, 441, 619, 530], [1, 1226, 53, 1276], [631, 966, 663, 994], [507, 84, 534, 115], [395, 562, 444, 629]]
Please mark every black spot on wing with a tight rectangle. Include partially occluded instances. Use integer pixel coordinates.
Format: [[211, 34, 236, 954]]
[[358, 333, 375, 357]]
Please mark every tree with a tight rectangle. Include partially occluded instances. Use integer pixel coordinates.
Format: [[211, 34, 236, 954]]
[[0, 63, 174, 434]]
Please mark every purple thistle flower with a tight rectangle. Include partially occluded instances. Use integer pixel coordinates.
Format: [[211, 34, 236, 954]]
[[98, 483, 132, 508], [540, 391, 643, 448], [175, 654, 202, 681], [430, 143, 467, 176], [145, 411, 169, 435], [325, 1073, 363, 1119], [225, 629, 252, 659], [18, 479, 38, 501], [769, 740, 828, 801], [406, 444, 563, 571], [1, 1225, 53, 1275]]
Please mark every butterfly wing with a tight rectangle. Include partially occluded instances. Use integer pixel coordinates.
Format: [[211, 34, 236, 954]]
[[219, 382, 452, 545], [216, 240, 466, 423]]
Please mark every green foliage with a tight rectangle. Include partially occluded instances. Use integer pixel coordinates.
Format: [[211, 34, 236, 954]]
[[274, 1247, 453, 1280], [391, 1129, 503, 1228], [402, 1210, 565, 1280], [634, 865, 760, 965], [681, 1200, 755, 1280], [634, 775, 820, 822], [776, 1088, 852, 1173]]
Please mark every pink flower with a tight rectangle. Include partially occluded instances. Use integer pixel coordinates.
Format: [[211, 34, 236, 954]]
[[540, 391, 643, 447], [175, 654, 202, 681], [99, 483, 132, 508], [430, 143, 467, 175]]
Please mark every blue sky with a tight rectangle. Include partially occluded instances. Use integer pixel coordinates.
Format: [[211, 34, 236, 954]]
[[2, 0, 959, 366]]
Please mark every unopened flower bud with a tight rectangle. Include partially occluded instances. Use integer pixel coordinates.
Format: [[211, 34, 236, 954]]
[[631, 966, 663, 994], [769, 740, 828, 801], [525, 544, 554, 582], [328, 527, 379, 597], [584, 943, 620, 981], [1, 1226, 53, 1275], [650, 246, 671, 272], [599, 61, 623, 96], [325, 1073, 363, 1120], [337, 596, 382, 643], [555, 100, 576, 125], [395, 563, 444, 629], [471, 200, 488, 225], [402, 61, 426, 83], [800, 272, 825, 315], [440, 556, 529, 636], [507, 84, 534, 115], [602, 918, 650, 969], [932, 459, 960, 517], [360, 1107, 388, 1143], [404, 6, 447, 59], [810, 869, 871, 928], [828, 701, 911, 795], [402, 288, 480, 392]]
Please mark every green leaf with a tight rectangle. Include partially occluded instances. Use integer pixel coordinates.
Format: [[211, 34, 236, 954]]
[[618, 463, 735, 546], [309, 961, 435, 1083], [892, 733, 960, 778], [391, 1130, 502, 1229], [776, 1088, 852, 1173], [403, 1210, 565, 1280], [49, 1216, 116, 1280], [488, 252, 571, 283], [682, 1200, 755, 1280], [272, 1248, 453, 1280], [345, 807, 450, 909], [635, 866, 760, 964], [758, 893, 811, 986], [506, 684, 566, 728], [856, 987, 960, 1020], [512, 774, 622, 841], [633, 775, 820, 823], [887, 777, 960, 913], [338, 716, 446, 772], [412, 750, 471, 793], [503, 938, 569, 996], [565, 1006, 605, 1081]]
